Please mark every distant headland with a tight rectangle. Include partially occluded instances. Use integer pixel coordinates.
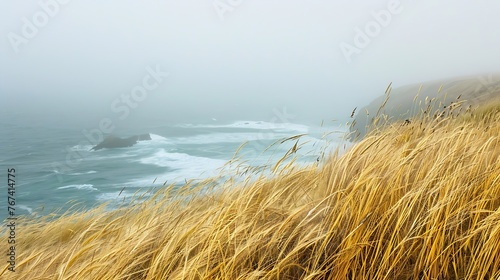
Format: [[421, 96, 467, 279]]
[[350, 74, 500, 140]]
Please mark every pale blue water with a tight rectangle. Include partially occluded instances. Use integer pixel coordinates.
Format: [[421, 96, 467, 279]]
[[0, 119, 345, 221]]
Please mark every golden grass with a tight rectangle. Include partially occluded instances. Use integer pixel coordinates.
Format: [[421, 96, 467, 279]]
[[2, 101, 500, 280]]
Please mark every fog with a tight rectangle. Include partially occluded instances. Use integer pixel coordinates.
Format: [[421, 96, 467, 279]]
[[1, 0, 499, 130]]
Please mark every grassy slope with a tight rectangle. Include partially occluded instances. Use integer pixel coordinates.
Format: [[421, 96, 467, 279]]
[[2, 102, 500, 280], [350, 77, 500, 139]]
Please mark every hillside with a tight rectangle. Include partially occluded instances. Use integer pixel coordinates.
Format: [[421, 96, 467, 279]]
[[350, 75, 500, 140]]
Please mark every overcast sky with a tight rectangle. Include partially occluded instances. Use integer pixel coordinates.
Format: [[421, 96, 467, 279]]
[[1, 0, 499, 129]]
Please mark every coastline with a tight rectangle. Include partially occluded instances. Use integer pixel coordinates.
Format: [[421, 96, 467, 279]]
[[2, 99, 499, 279]]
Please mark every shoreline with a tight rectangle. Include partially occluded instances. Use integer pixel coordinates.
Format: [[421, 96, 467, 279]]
[[2, 99, 499, 279]]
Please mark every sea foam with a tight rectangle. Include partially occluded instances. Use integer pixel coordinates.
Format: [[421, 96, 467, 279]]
[[57, 184, 97, 191], [177, 121, 309, 133], [138, 149, 227, 181]]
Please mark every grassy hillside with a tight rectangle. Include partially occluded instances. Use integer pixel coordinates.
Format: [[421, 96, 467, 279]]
[[2, 101, 499, 279], [350, 75, 500, 139]]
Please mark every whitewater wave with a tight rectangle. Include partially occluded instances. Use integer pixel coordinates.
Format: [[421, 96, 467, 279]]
[[96, 191, 152, 202], [134, 133, 169, 146], [170, 132, 293, 145], [68, 170, 97, 176], [177, 121, 309, 133], [17, 205, 33, 214], [70, 144, 94, 152], [87, 154, 135, 161], [149, 133, 168, 142], [138, 149, 227, 181], [57, 184, 97, 191], [117, 177, 166, 188]]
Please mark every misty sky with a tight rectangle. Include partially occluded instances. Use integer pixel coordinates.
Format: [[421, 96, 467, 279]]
[[1, 1, 499, 130]]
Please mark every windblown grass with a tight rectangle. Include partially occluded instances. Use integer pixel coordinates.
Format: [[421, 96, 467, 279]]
[[2, 101, 500, 279]]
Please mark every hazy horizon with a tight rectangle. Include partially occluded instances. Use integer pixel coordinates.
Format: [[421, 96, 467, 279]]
[[1, 1, 500, 131]]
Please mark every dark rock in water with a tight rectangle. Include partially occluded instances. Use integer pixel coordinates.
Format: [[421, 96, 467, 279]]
[[137, 133, 152, 141], [91, 133, 152, 151]]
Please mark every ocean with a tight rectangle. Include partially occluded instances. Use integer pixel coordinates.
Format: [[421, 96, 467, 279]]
[[0, 119, 347, 221]]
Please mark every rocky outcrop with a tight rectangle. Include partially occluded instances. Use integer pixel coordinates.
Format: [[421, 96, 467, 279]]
[[349, 75, 500, 140], [91, 133, 152, 151], [136, 133, 152, 141]]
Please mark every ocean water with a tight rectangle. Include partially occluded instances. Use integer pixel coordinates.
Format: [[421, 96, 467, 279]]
[[0, 120, 347, 221]]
